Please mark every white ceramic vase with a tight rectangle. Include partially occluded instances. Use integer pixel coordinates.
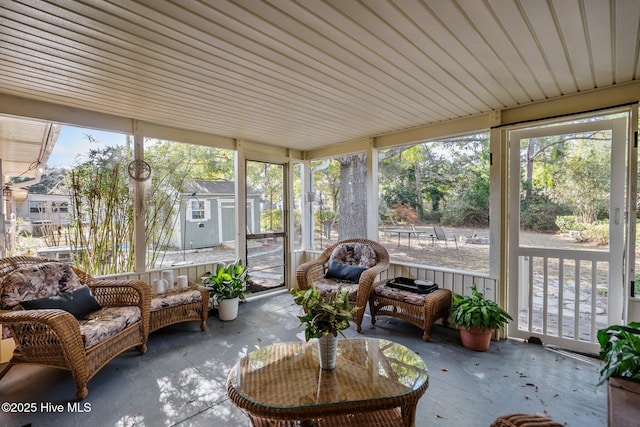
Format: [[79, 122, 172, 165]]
[[218, 297, 239, 321], [317, 334, 338, 370]]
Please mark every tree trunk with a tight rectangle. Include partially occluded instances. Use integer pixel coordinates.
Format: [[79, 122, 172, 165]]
[[525, 140, 535, 199], [414, 163, 424, 220], [338, 154, 367, 239]]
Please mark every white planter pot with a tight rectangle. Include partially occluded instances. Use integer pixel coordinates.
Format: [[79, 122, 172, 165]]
[[317, 334, 338, 370], [218, 297, 239, 321]]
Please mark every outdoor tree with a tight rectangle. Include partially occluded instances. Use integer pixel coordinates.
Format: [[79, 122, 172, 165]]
[[551, 136, 610, 224], [337, 153, 367, 239], [25, 166, 70, 194], [246, 161, 284, 232], [67, 138, 196, 275], [68, 144, 134, 275], [378, 134, 490, 226]]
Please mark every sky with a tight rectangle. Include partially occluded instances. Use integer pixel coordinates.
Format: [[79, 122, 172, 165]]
[[48, 125, 128, 167]]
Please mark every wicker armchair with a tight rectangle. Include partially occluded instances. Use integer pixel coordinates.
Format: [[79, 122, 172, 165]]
[[296, 239, 390, 332], [0, 256, 150, 400]]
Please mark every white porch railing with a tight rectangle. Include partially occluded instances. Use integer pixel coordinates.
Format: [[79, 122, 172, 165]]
[[515, 247, 609, 353]]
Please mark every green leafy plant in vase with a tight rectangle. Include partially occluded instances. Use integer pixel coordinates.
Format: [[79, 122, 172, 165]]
[[291, 285, 360, 369], [449, 284, 512, 351], [201, 259, 250, 320]]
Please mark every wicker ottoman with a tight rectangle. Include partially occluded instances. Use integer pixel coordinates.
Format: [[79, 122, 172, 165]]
[[149, 284, 209, 333], [490, 413, 563, 427], [369, 284, 451, 341]]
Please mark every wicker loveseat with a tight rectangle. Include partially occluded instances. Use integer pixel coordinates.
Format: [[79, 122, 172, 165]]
[[0, 256, 150, 400], [295, 239, 390, 332]]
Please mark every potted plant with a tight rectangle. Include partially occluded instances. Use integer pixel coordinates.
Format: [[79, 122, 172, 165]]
[[291, 285, 360, 369], [449, 284, 512, 351], [597, 322, 640, 426], [201, 259, 250, 321]]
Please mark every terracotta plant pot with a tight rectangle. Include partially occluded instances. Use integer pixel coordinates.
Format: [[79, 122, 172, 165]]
[[608, 377, 640, 426], [459, 326, 493, 351]]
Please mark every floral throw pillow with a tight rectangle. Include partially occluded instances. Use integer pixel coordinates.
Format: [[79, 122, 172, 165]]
[[329, 243, 377, 269], [0, 262, 83, 310]]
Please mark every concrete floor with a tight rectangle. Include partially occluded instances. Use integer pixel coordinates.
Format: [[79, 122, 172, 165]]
[[0, 290, 606, 427]]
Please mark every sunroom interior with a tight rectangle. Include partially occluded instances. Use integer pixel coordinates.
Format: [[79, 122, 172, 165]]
[[1, 1, 640, 425]]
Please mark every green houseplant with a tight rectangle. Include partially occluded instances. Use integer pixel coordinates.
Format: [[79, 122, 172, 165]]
[[201, 259, 250, 321], [449, 284, 512, 351], [291, 285, 360, 369], [597, 322, 640, 426]]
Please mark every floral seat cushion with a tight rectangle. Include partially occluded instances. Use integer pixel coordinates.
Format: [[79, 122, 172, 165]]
[[79, 306, 141, 349], [150, 289, 202, 311], [374, 285, 432, 306], [314, 279, 359, 302]]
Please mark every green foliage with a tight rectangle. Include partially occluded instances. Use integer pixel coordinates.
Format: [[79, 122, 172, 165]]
[[290, 285, 360, 341], [68, 145, 134, 275], [67, 139, 192, 274], [555, 215, 584, 233], [201, 259, 251, 304], [584, 221, 609, 245], [422, 210, 442, 223], [597, 322, 640, 385], [552, 138, 610, 224], [441, 199, 488, 227], [520, 189, 569, 232], [450, 284, 512, 332], [314, 209, 335, 226], [441, 164, 490, 226], [26, 167, 70, 194], [261, 209, 283, 232]]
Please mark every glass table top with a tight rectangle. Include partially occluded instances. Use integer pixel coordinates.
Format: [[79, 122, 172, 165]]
[[227, 338, 428, 410]]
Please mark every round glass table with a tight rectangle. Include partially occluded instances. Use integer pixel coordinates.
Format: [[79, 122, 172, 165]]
[[226, 338, 428, 426]]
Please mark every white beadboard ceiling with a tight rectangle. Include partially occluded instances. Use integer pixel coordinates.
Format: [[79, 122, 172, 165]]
[[1, 0, 639, 152]]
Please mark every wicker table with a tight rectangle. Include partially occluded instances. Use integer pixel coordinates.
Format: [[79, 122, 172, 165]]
[[226, 338, 428, 427]]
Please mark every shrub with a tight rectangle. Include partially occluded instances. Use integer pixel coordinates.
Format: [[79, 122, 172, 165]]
[[391, 203, 418, 225], [555, 215, 585, 233], [584, 221, 609, 245], [520, 191, 569, 232], [422, 210, 442, 223], [441, 200, 489, 227]]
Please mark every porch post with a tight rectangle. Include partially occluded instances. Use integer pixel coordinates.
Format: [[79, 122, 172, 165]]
[[490, 122, 508, 339], [366, 138, 379, 241], [235, 140, 247, 264], [0, 162, 5, 256], [133, 121, 146, 273], [300, 160, 310, 251]]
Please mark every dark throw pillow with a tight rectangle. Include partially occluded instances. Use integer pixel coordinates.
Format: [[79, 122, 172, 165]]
[[325, 261, 367, 283], [20, 285, 102, 319]]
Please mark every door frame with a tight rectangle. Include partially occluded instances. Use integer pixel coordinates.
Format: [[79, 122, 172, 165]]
[[506, 115, 631, 353], [244, 158, 289, 290]]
